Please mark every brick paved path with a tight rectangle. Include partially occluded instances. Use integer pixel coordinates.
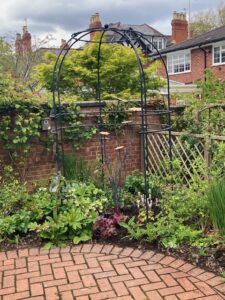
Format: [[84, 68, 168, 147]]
[[0, 243, 224, 300]]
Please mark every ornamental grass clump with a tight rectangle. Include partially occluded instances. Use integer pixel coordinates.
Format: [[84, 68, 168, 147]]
[[207, 178, 225, 235]]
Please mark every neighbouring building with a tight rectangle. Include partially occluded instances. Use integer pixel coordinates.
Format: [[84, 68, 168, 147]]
[[106, 22, 170, 53], [89, 13, 170, 53], [15, 13, 170, 58], [17, 12, 225, 86], [15, 25, 32, 55], [154, 12, 225, 84]]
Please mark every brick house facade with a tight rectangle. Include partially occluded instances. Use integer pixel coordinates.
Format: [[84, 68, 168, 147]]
[[154, 13, 225, 83], [159, 46, 225, 84]]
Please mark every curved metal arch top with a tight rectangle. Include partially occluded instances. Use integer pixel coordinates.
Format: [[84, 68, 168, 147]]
[[51, 25, 172, 222]]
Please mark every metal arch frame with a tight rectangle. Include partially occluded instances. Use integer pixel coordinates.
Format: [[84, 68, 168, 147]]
[[51, 26, 172, 221]]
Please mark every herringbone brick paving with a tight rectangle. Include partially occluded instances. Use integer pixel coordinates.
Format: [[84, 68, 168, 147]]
[[0, 243, 224, 299]]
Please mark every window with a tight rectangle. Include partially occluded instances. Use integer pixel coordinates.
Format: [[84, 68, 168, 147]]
[[213, 44, 225, 65], [152, 38, 164, 50], [167, 51, 191, 74]]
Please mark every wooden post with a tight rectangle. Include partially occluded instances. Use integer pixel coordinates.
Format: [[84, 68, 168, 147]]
[[204, 134, 211, 179]]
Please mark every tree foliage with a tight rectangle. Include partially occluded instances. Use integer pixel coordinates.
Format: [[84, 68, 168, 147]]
[[0, 35, 54, 91], [0, 72, 40, 106], [190, 3, 225, 37], [172, 69, 225, 135], [0, 38, 15, 74], [34, 36, 164, 101]]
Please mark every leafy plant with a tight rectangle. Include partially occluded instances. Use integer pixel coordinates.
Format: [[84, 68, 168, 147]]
[[30, 206, 96, 246], [64, 154, 91, 182], [120, 216, 146, 240], [172, 70, 225, 135], [0, 174, 109, 247], [93, 207, 124, 238], [125, 174, 145, 195], [29, 180, 108, 246], [62, 104, 97, 149], [62, 181, 107, 213], [125, 174, 161, 199], [100, 100, 130, 134], [207, 178, 225, 235], [0, 179, 28, 216]]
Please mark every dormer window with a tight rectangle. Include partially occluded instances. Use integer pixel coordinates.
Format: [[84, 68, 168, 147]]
[[213, 44, 225, 65], [152, 38, 164, 50], [167, 51, 191, 74]]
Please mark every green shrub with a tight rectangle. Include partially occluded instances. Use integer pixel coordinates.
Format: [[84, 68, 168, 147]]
[[125, 175, 145, 194], [121, 171, 214, 249], [29, 207, 96, 248], [0, 177, 108, 247], [124, 174, 161, 199], [29, 182, 107, 247], [0, 180, 28, 216], [121, 214, 203, 249]]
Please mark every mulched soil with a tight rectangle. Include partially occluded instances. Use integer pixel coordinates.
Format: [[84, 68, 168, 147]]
[[99, 233, 225, 276]]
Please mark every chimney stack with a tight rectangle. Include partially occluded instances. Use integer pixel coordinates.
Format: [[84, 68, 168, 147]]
[[15, 25, 32, 55], [15, 33, 23, 55], [171, 11, 188, 44], [60, 39, 69, 49], [22, 25, 32, 52], [89, 13, 102, 41]]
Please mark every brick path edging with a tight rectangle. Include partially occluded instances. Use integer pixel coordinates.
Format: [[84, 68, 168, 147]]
[[0, 243, 224, 299]]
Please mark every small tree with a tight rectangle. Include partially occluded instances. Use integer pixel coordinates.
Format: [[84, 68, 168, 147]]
[[34, 36, 164, 101], [172, 69, 225, 135], [190, 3, 225, 37], [0, 38, 15, 74]]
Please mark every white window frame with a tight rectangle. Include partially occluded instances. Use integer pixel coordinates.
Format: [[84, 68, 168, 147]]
[[152, 37, 165, 51], [167, 50, 191, 75], [212, 42, 225, 66]]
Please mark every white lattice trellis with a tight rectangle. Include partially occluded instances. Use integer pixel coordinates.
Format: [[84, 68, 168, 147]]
[[147, 131, 225, 185]]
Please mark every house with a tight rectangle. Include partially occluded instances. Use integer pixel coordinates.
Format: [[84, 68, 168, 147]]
[[106, 22, 170, 53], [15, 13, 170, 58], [155, 12, 225, 84], [89, 13, 170, 53]]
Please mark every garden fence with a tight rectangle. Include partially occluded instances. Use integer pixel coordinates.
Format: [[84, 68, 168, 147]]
[[147, 131, 225, 185]]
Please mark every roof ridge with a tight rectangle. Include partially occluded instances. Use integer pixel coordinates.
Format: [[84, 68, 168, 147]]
[[145, 23, 164, 36]]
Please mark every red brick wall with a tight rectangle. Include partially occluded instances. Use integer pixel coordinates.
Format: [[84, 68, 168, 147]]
[[0, 107, 161, 186], [158, 46, 225, 84], [0, 138, 56, 185], [64, 125, 141, 179]]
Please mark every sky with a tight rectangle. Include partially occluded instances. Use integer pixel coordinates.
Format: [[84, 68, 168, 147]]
[[0, 0, 224, 47]]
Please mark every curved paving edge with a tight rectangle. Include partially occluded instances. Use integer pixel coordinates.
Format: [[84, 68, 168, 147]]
[[0, 243, 224, 299]]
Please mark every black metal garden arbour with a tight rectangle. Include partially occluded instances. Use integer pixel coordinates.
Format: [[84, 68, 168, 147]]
[[51, 25, 172, 221]]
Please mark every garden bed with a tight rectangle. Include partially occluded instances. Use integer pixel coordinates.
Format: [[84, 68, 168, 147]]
[[1, 169, 225, 277]]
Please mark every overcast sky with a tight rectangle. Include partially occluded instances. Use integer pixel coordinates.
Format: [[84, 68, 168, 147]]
[[0, 0, 224, 46]]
